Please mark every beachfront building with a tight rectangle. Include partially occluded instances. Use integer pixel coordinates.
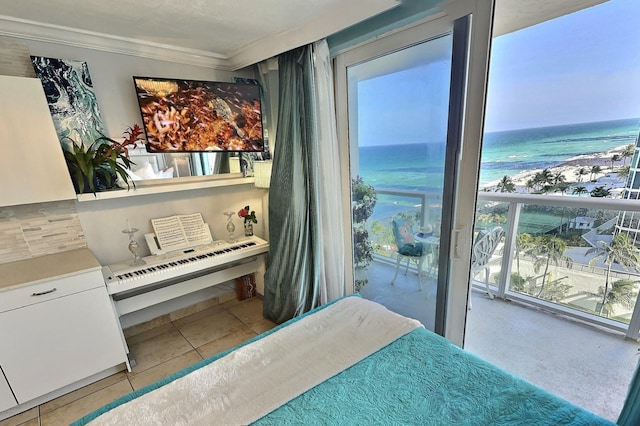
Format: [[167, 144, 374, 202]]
[[569, 216, 596, 230], [615, 129, 640, 245]]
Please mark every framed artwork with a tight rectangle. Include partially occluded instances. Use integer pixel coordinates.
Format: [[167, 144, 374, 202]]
[[133, 76, 265, 152], [31, 56, 106, 147]]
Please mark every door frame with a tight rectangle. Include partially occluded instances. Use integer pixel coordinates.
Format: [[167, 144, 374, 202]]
[[334, 0, 494, 346]]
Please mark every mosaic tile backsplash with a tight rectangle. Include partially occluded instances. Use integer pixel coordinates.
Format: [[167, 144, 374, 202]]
[[0, 200, 86, 265]]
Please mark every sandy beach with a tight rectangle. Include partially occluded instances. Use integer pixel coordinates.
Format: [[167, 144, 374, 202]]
[[481, 144, 631, 196]]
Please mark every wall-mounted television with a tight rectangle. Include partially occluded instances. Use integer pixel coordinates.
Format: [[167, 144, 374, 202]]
[[133, 77, 265, 152]]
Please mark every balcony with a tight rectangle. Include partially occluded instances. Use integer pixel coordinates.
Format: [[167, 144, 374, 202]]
[[356, 189, 640, 421]]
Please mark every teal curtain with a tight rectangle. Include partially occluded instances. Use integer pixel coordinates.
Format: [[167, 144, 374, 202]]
[[618, 361, 640, 425], [263, 45, 322, 323]]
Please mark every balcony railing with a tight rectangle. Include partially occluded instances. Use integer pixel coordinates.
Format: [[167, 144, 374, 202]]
[[477, 192, 640, 340], [362, 188, 640, 340]]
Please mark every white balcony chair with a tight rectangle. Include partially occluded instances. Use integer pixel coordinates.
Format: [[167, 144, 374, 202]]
[[469, 226, 504, 309], [390, 219, 428, 291]]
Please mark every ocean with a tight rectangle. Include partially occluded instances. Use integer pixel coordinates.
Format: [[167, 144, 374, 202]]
[[358, 117, 639, 191], [357, 118, 640, 221]]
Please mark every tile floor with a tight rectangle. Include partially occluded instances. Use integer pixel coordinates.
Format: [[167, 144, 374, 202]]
[[0, 292, 276, 426]]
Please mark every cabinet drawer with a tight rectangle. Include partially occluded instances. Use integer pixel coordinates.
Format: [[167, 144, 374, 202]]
[[0, 269, 104, 313], [0, 286, 126, 404]]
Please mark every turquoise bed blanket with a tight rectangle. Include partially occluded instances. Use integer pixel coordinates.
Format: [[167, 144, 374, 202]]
[[74, 296, 613, 425], [255, 327, 612, 425]]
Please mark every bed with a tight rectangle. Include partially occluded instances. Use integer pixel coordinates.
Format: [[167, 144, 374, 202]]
[[73, 296, 614, 425]]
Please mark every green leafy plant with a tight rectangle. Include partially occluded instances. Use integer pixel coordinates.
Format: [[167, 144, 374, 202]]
[[351, 176, 377, 291], [63, 124, 144, 194]]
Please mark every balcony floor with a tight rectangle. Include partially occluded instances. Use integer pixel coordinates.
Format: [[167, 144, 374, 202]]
[[358, 259, 639, 422]]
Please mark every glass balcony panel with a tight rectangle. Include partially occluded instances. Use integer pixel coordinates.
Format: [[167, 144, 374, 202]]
[[476, 195, 640, 328]]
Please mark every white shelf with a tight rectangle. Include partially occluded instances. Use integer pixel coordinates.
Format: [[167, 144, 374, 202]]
[[76, 176, 256, 202]]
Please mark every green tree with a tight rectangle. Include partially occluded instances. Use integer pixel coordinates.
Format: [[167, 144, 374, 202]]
[[351, 176, 377, 290], [493, 271, 528, 293], [590, 186, 611, 198], [611, 154, 621, 168], [496, 175, 516, 193], [553, 171, 566, 185], [525, 179, 535, 193], [530, 235, 572, 298], [589, 165, 602, 181], [574, 167, 589, 183], [595, 279, 638, 318], [586, 233, 640, 315], [514, 233, 534, 276], [544, 274, 572, 302], [622, 144, 635, 165], [532, 168, 553, 192], [553, 181, 570, 195], [617, 165, 631, 181], [572, 185, 588, 196]]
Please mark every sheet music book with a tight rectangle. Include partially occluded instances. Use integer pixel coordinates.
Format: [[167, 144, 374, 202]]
[[151, 213, 212, 251]]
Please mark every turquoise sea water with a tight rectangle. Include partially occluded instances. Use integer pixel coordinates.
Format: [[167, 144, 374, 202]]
[[359, 117, 640, 191], [358, 118, 640, 221]]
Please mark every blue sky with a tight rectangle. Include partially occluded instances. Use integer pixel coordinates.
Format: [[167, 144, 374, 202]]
[[485, 0, 640, 132], [357, 59, 451, 146], [357, 0, 640, 145]]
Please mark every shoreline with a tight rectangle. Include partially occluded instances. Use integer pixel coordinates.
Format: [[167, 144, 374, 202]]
[[481, 144, 630, 196]]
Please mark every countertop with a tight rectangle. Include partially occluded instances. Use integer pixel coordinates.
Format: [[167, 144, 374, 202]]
[[0, 248, 101, 291]]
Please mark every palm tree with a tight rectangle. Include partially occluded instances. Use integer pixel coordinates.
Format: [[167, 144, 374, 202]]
[[514, 233, 534, 276], [595, 279, 638, 318], [525, 179, 535, 193], [611, 154, 621, 169], [622, 144, 635, 165], [617, 165, 631, 181], [496, 175, 516, 193], [540, 168, 554, 186], [589, 165, 602, 181], [572, 185, 588, 196], [590, 186, 611, 198], [586, 233, 640, 315], [553, 171, 566, 185], [530, 235, 572, 298], [553, 181, 570, 195], [574, 167, 589, 183]]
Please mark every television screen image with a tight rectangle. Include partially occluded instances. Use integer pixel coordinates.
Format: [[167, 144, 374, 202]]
[[133, 77, 264, 152]]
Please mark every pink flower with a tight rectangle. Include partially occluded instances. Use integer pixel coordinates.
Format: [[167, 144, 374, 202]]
[[238, 205, 257, 223]]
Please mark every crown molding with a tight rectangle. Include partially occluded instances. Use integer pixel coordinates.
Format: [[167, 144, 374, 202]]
[[228, 0, 400, 70], [0, 15, 232, 71]]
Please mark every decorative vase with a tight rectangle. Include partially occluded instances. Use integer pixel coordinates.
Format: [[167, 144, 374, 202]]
[[244, 221, 254, 237], [223, 211, 236, 243]]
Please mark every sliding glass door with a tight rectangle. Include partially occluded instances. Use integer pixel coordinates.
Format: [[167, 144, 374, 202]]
[[335, 0, 494, 345], [345, 35, 453, 332]]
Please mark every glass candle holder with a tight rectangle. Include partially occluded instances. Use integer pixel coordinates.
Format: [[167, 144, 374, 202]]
[[223, 211, 236, 243], [122, 227, 146, 266]]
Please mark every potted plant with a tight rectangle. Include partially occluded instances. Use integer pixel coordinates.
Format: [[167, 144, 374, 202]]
[[63, 124, 144, 194]]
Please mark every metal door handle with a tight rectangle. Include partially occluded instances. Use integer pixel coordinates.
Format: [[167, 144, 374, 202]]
[[31, 288, 57, 296]]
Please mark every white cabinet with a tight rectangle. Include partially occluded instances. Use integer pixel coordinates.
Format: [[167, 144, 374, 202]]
[[0, 370, 16, 412], [0, 250, 127, 407], [0, 75, 76, 207]]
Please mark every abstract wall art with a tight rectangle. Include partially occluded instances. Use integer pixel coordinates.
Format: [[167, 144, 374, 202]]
[[31, 56, 107, 147]]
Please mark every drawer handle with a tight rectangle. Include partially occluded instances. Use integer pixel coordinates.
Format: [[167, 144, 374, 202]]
[[31, 288, 57, 296]]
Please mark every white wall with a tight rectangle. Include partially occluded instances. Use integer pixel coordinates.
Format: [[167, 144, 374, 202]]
[[76, 185, 266, 266], [23, 38, 255, 137], [2, 36, 269, 319]]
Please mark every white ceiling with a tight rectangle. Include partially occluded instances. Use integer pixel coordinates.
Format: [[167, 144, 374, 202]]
[[0, 0, 607, 70]]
